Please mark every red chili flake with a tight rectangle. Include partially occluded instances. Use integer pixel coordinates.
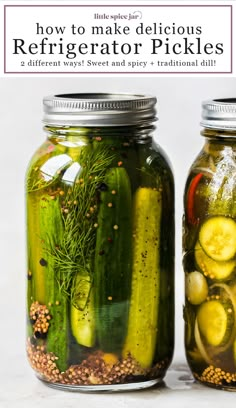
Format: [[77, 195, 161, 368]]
[[187, 173, 203, 225], [107, 237, 113, 243], [118, 161, 123, 167], [47, 145, 54, 153]]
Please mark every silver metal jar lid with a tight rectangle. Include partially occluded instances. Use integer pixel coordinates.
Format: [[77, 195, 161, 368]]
[[201, 99, 236, 130], [43, 93, 157, 127]]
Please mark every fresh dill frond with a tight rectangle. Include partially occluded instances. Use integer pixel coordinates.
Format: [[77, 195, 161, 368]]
[[51, 144, 115, 306], [27, 172, 60, 193]]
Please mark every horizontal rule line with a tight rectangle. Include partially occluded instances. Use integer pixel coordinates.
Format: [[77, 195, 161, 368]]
[[3, 4, 232, 7], [4, 71, 233, 75]]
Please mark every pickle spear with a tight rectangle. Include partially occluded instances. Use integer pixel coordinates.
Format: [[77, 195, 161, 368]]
[[123, 187, 161, 369]]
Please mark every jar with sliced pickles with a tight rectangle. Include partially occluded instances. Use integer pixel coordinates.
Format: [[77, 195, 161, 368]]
[[183, 99, 236, 390], [26, 93, 174, 391]]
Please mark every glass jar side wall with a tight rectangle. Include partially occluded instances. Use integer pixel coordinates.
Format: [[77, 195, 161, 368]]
[[26, 127, 174, 389], [183, 134, 236, 390]]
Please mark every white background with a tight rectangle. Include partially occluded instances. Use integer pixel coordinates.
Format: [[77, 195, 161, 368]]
[[1, 77, 236, 387]]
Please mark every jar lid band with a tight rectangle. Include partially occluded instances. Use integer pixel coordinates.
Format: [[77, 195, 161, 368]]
[[43, 93, 157, 127], [201, 99, 236, 131]]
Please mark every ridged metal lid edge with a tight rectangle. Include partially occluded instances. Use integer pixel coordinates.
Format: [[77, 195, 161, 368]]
[[43, 93, 157, 126], [201, 98, 236, 130]]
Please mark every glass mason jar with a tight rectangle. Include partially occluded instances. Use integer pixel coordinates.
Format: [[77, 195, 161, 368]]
[[183, 98, 236, 390], [26, 93, 174, 391]]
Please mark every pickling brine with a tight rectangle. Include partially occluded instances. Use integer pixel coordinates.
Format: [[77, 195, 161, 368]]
[[26, 94, 174, 391], [183, 99, 236, 390]]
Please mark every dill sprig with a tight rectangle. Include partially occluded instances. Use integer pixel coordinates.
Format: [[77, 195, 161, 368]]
[[51, 144, 115, 306], [27, 171, 60, 193]]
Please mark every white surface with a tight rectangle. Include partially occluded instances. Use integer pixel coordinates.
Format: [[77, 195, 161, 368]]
[[1, 286, 236, 408], [1, 77, 236, 405]]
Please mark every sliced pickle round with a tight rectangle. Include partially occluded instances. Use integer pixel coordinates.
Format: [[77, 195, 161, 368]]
[[197, 300, 231, 347], [195, 241, 235, 280], [199, 216, 236, 262]]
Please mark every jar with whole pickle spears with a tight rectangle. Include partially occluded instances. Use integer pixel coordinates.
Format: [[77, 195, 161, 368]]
[[26, 93, 174, 391], [183, 98, 236, 390]]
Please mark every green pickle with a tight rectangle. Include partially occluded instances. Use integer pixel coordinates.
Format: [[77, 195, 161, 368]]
[[183, 99, 236, 390], [26, 94, 174, 391]]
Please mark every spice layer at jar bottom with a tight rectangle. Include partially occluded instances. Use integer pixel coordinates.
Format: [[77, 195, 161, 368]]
[[183, 127, 236, 391], [26, 124, 174, 390]]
